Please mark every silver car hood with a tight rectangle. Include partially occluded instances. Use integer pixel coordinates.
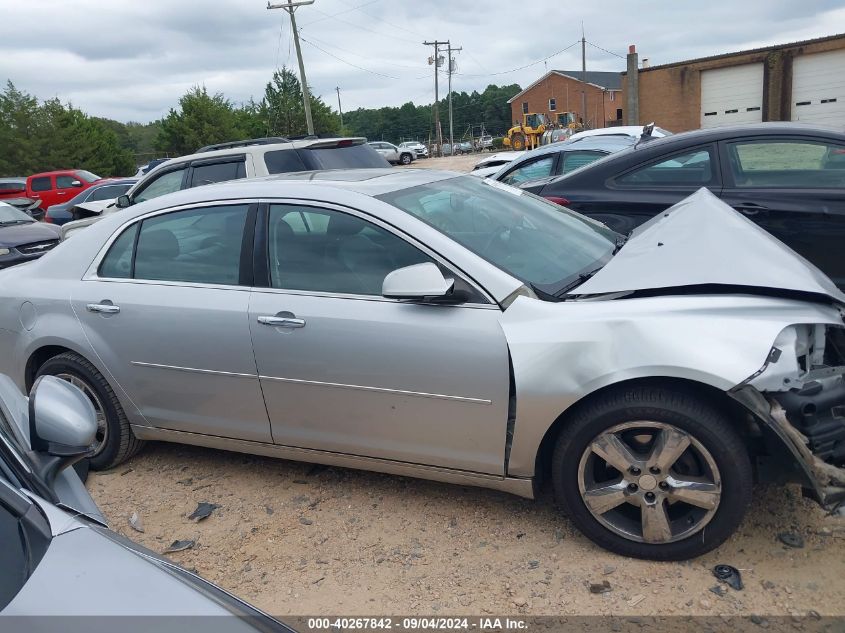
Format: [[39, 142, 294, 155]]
[[572, 188, 845, 305]]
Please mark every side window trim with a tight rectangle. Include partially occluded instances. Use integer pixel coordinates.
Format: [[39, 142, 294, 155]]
[[611, 143, 719, 189], [253, 199, 494, 306]]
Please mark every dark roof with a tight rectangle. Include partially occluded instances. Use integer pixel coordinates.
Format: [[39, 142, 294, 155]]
[[626, 32, 845, 74], [553, 70, 623, 90]]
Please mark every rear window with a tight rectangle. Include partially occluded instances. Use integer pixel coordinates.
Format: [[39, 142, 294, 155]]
[[75, 170, 101, 183], [307, 144, 390, 169], [30, 177, 52, 192], [264, 149, 307, 174]]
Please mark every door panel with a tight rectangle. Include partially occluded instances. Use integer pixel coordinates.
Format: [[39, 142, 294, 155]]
[[719, 138, 845, 288], [249, 292, 510, 473]]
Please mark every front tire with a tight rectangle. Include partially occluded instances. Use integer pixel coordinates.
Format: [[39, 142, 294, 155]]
[[36, 352, 144, 470], [551, 384, 752, 560], [400, 153, 413, 165]]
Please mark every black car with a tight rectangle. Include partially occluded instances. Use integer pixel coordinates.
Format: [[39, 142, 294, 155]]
[[523, 123, 845, 289], [0, 202, 61, 269]]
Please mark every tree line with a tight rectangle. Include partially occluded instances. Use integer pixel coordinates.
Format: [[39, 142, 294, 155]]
[[0, 70, 521, 178]]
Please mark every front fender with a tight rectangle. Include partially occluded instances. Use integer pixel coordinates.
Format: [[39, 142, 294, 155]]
[[502, 294, 845, 478]]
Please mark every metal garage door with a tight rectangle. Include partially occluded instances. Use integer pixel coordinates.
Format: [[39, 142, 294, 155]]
[[700, 64, 764, 128], [791, 49, 845, 128]]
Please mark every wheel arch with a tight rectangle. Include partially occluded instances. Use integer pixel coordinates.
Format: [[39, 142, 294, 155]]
[[530, 376, 757, 487]]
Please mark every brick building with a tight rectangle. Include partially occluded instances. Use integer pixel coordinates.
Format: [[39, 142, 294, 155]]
[[507, 70, 623, 129], [621, 33, 845, 132]]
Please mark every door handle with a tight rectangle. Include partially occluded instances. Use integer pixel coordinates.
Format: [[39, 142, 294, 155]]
[[257, 315, 306, 328], [86, 303, 120, 314]]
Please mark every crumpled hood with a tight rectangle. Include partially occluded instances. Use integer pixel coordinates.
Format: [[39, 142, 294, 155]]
[[0, 221, 60, 247], [572, 188, 845, 305]]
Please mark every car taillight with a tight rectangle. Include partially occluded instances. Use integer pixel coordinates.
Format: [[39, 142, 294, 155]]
[[336, 139, 355, 147], [544, 196, 570, 206]]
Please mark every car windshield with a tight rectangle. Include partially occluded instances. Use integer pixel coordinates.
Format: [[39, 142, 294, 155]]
[[75, 170, 100, 183], [307, 144, 390, 169], [378, 175, 618, 297], [0, 203, 33, 225]]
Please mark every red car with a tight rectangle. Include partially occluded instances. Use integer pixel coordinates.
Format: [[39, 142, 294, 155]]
[[25, 170, 102, 211]]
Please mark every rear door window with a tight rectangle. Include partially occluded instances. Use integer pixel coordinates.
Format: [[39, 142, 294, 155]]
[[189, 159, 246, 188], [726, 139, 845, 188], [616, 147, 715, 186], [30, 177, 52, 192], [560, 150, 606, 174]]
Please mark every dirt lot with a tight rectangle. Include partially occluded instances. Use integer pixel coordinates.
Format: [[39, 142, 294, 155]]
[[404, 154, 488, 173], [88, 441, 845, 618]]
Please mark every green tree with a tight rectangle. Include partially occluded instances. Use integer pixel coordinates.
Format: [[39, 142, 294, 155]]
[[155, 86, 244, 156], [261, 67, 340, 137]]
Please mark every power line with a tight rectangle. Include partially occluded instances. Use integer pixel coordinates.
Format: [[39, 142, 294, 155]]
[[586, 40, 625, 59], [307, 5, 420, 44], [297, 29, 429, 71], [297, 0, 379, 27], [339, 0, 425, 38], [299, 35, 400, 79], [454, 40, 580, 77]]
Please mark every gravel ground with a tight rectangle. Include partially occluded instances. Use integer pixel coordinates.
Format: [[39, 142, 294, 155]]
[[87, 150, 845, 618], [88, 442, 845, 618]]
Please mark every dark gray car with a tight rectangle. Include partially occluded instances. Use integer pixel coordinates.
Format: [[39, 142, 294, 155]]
[[0, 374, 291, 631]]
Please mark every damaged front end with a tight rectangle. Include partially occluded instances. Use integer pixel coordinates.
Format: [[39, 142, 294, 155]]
[[730, 323, 845, 511]]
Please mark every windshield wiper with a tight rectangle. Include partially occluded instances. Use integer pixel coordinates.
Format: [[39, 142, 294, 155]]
[[528, 283, 563, 302], [554, 266, 605, 298]]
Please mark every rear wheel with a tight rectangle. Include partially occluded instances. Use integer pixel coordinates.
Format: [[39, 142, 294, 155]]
[[36, 352, 144, 470], [551, 384, 752, 560], [400, 153, 413, 165]]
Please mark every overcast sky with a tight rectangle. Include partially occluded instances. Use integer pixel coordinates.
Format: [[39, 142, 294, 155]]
[[1, 0, 843, 123]]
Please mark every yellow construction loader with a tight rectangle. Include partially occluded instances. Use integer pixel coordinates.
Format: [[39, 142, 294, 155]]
[[503, 113, 547, 151]]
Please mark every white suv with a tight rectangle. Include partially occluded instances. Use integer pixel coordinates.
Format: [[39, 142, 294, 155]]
[[398, 141, 429, 158], [62, 137, 387, 238]]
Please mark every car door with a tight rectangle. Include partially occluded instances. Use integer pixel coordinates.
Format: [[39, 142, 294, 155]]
[[28, 176, 54, 209], [563, 144, 721, 236], [71, 201, 272, 442], [718, 137, 845, 288], [54, 174, 83, 207], [248, 201, 511, 474]]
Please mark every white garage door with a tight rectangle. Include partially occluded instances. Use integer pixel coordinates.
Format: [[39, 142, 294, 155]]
[[700, 63, 764, 129], [791, 49, 845, 128]]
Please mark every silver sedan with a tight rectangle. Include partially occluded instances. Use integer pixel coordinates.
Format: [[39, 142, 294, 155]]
[[0, 169, 843, 560]]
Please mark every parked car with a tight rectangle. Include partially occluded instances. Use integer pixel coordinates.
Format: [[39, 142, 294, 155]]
[[567, 124, 672, 142], [0, 177, 26, 201], [473, 150, 525, 170], [133, 157, 170, 178], [0, 201, 61, 269], [3, 169, 844, 561], [60, 136, 388, 237], [368, 141, 415, 165], [0, 374, 292, 630], [476, 135, 494, 151], [487, 136, 636, 186], [25, 170, 102, 211], [441, 142, 472, 156], [45, 178, 137, 226], [398, 141, 429, 158], [0, 196, 44, 220], [519, 123, 845, 289]]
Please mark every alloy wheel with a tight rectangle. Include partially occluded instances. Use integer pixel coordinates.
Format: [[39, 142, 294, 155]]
[[577, 421, 722, 544]]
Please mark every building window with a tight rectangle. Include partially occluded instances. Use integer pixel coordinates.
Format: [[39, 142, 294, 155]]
[[609, 91, 615, 102], [616, 108, 623, 121], [522, 101, 529, 114], [548, 98, 556, 112]]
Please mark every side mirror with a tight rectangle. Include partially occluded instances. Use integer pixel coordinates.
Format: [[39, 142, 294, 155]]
[[116, 194, 131, 208], [71, 180, 83, 188], [382, 263, 456, 301], [28, 376, 97, 487]]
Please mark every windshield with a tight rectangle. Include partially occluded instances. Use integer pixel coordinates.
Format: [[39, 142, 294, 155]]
[[75, 170, 100, 183], [307, 144, 389, 169], [0, 203, 33, 224], [378, 176, 618, 296]]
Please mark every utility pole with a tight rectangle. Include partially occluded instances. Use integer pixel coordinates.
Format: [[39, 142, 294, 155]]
[[335, 86, 343, 131], [424, 40, 447, 156], [268, 0, 314, 136], [447, 42, 462, 154], [581, 25, 587, 129]]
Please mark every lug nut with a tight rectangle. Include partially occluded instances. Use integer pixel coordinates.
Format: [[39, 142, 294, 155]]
[[659, 481, 669, 490], [629, 466, 641, 476], [627, 483, 638, 492], [649, 466, 661, 474], [644, 492, 656, 502]]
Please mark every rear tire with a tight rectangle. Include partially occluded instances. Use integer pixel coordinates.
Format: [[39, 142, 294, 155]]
[[400, 153, 413, 165], [551, 384, 752, 560], [510, 133, 526, 151], [36, 352, 144, 470]]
